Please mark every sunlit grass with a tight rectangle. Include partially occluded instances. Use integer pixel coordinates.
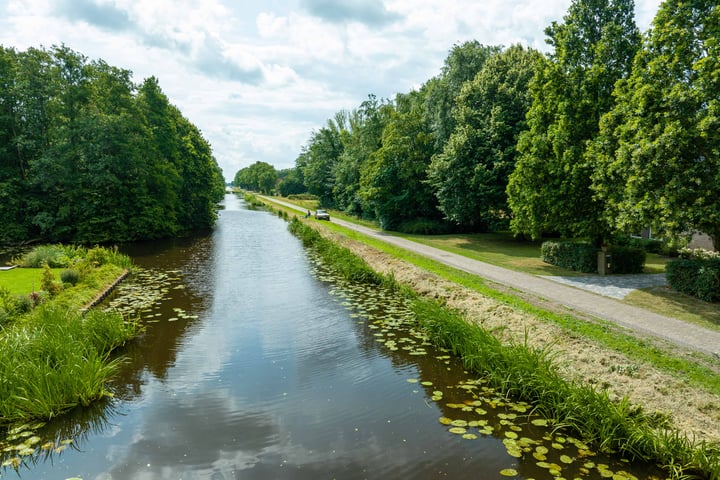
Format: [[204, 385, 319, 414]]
[[0, 268, 64, 295], [626, 286, 720, 332]]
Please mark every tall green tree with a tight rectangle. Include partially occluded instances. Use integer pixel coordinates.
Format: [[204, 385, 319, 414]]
[[359, 90, 438, 230], [507, 0, 640, 242], [589, 0, 720, 249], [428, 45, 540, 230], [297, 120, 344, 206], [333, 95, 391, 216], [424, 41, 502, 152], [234, 161, 277, 194]]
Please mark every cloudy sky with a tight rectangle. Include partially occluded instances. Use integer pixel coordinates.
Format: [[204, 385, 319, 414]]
[[2, 0, 662, 182]]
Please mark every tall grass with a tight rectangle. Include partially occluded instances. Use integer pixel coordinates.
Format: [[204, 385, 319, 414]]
[[412, 297, 720, 479], [289, 217, 386, 286], [0, 306, 139, 423]]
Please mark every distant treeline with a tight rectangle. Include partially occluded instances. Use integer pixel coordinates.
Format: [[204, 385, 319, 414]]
[[0, 45, 225, 245], [246, 0, 718, 249]]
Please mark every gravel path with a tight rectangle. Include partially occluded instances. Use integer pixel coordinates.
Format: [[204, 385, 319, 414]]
[[264, 197, 720, 357]]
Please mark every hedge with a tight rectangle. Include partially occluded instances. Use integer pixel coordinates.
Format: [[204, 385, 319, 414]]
[[541, 241, 597, 273], [607, 245, 646, 274], [666, 258, 720, 302]]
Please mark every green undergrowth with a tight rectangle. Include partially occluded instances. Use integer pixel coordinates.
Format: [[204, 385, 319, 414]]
[[0, 245, 141, 426], [287, 214, 720, 479]]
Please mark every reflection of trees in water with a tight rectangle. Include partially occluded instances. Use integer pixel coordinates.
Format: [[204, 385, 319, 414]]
[[0, 398, 119, 476]]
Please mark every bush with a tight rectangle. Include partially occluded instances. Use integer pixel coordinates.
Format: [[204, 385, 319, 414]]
[[41, 263, 63, 297], [666, 258, 720, 302], [60, 268, 81, 286], [541, 241, 597, 273], [397, 218, 454, 235], [607, 245, 646, 274]]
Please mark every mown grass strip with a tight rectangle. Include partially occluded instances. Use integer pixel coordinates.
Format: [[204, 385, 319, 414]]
[[286, 212, 720, 480]]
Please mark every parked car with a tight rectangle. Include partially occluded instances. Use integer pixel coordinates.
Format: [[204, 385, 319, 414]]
[[314, 209, 330, 221]]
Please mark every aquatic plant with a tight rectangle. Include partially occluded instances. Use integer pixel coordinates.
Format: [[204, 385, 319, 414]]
[[411, 297, 720, 479], [0, 306, 139, 423]]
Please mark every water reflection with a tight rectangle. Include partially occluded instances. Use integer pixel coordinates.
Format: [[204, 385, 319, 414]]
[[1, 195, 662, 480]]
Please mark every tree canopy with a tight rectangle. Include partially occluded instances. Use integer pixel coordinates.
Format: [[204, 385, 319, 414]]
[[0, 45, 225, 244]]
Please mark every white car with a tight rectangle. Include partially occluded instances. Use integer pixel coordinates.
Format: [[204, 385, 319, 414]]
[[314, 209, 330, 220]]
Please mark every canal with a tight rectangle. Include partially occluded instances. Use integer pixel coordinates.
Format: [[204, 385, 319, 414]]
[[1, 194, 658, 479]]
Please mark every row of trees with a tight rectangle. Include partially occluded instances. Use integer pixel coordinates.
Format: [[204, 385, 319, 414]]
[[265, 0, 718, 249], [0, 45, 225, 245]]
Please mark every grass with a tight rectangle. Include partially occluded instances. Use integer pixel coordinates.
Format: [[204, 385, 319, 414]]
[[0, 245, 141, 426], [0, 267, 64, 295], [412, 297, 720, 479], [284, 210, 720, 479], [626, 286, 720, 332]]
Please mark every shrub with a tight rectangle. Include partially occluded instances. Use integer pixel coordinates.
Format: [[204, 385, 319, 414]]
[[60, 268, 81, 285], [607, 245, 646, 274], [666, 258, 720, 302], [541, 241, 597, 273], [14, 245, 69, 268], [397, 218, 453, 235], [41, 263, 63, 297]]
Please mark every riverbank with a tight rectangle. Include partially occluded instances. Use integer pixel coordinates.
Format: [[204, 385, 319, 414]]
[[259, 197, 720, 433], [285, 215, 720, 477], [0, 246, 141, 426]]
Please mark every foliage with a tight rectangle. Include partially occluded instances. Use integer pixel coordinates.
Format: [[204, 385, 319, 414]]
[[359, 91, 440, 230], [13, 244, 80, 268], [678, 248, 720, 261], [0, 46, 224, 245], [507, 0, 640, 241], [423, 41, 503, 150], [541, 241, 598, 273], [428, 45, 540, 230], [60, 268, 81, 285], [589, 1, 720, 251], [607, 245, 646, 274], [40, 263, 63, 297], [613, 235, 663, 254], [0, 306, 140, 423], [233, 161, 278, 194], [666, 258, 720, 303], [276, 167, 306, 197]]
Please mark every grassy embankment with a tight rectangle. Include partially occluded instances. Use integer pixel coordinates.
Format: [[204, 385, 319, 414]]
[[0, 245, 141, 424], [274, 195, 719, 330], [256, 191, 720, 479]]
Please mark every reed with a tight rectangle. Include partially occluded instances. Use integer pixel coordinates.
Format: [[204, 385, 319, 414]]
[[0, 306, 138, 423], [412, 297, 720, 479]]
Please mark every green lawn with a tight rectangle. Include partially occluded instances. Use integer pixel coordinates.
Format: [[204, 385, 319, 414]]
[[0, 268, 64, 295]]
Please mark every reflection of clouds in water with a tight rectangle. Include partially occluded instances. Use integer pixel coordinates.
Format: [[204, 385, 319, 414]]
[[100, 389, 280, 480]]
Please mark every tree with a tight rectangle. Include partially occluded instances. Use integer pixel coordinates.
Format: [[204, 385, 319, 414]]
[[333, 95, 391, 216], [297, 121, 343, 206], [276, 168, 306, 197], [507, 0, 640, 242], [359, 90, 438, 230], [428, 45, 540, 230], [424, 42, 502, 152], [589, 0, 720, 249], [234, 161, 277, 194]]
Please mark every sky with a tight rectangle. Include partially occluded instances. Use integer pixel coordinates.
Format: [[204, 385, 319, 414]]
[[1, 0, 662, 182]]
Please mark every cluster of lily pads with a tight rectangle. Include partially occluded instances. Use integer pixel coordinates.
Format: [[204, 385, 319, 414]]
[[104, 269, 188, 322], [0, 422, 73, 472], [309, 255, 658, 480]]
